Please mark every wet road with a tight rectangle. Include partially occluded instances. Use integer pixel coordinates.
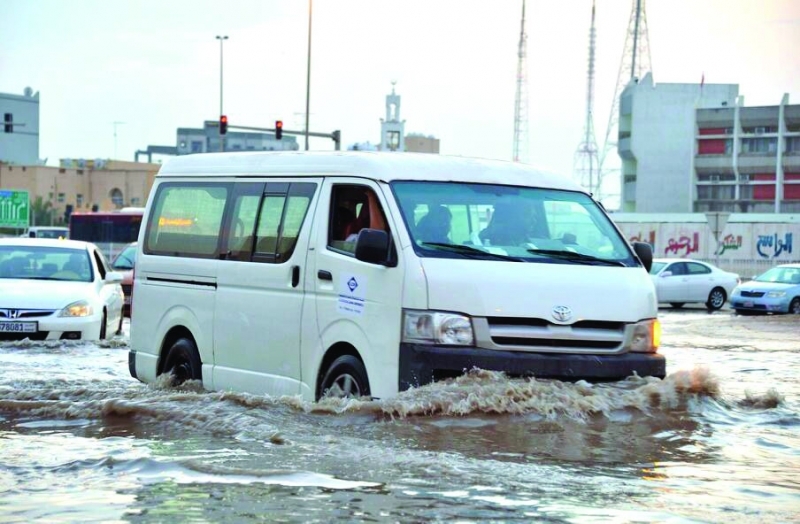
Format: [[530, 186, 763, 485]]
[[1, 309, 799, 523]]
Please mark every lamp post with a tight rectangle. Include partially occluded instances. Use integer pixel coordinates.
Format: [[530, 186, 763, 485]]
[[304, 0, 312, 151], [216, 35, 228, 152]]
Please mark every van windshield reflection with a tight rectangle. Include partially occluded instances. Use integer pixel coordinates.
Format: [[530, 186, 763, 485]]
[[391, 181, 636, 266]]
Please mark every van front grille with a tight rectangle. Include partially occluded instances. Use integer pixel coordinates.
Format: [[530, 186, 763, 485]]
[[482, 317, 626, 353]]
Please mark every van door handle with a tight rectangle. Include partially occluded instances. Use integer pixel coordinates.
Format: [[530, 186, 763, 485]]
[[291, 265, 300, 288], [318, 270, 332, 281]]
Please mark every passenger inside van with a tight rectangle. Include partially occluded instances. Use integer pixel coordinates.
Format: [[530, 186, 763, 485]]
[[415, 205, 452, 244], [479, 201, 534, 246]]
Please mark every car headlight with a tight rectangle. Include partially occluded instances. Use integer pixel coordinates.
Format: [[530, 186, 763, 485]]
[[59, 300, 94, 317], [767, 291, 786, 298], [625, 319, 660, 353], [402, 310, 474, 345]]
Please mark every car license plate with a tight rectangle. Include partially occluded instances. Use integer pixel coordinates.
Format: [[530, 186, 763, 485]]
[[0, 321, 37, 333], [744, 301, 754, 308]]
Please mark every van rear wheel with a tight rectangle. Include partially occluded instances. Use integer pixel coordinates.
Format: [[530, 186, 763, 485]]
[[163, 338, 202, 386], [319, 355, 370, 400]]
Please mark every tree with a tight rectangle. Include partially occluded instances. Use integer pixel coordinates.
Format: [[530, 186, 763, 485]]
[[31, 196, 54, 227]]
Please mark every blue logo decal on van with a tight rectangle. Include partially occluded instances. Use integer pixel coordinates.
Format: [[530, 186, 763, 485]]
[[347, 277, 359, 292]]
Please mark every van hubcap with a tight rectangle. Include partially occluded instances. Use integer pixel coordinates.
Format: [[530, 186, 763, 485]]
[[329, 374, 361, 398]]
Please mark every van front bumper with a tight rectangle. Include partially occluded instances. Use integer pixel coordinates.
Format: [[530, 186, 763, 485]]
[[399, 343, 666, 391]]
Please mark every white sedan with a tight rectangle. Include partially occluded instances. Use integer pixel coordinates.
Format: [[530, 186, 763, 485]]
[[0, 238, 124, 341], [649, 258, 740, 310]]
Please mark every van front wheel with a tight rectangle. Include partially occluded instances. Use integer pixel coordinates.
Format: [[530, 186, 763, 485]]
[[163, 338, 202, 386], [319, 355, 370, 400]]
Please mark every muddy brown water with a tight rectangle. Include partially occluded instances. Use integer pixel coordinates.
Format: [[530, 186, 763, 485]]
[[1, 309, 799, 523]]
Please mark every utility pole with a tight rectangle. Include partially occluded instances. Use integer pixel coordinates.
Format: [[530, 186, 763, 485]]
[[512, 0, 529, 163], [304, 0, 313, 151], [573, 0, 600, 197], [216, 35, 229, 152]]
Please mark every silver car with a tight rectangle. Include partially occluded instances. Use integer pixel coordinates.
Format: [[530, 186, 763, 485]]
[[729, 263, 800, 314]]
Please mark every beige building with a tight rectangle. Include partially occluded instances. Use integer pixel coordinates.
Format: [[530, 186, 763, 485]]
[[0, 159, 159, 224], [405, 134, 440, 154]]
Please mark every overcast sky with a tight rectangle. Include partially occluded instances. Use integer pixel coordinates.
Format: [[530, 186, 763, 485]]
[[2, 0, 799, 187]]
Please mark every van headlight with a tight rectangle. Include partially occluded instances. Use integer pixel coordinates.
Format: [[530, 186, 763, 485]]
[[767, 291, 786, 298], [402, 310, 474, 345], [59, 300, 94, 317], [625, 319, 660, 353]]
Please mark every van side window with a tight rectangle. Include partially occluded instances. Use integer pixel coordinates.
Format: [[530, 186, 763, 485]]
[[328, 185, 389, 255], [253, 182, 316, 263], [145, 183, 229, 258], [225, 187, 262, 261]]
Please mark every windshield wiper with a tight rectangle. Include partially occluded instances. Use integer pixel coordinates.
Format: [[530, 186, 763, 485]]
[[420, 242, 524, 262], [526, 248, 626, 267]]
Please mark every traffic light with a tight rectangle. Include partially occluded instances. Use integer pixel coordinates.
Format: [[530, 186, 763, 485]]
[[219, 115, 228, 135], [4, 113, 12, 133], [275, 120, 283, 140]]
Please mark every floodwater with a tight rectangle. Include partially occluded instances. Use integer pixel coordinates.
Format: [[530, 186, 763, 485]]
[[1, 310, 799, 523]]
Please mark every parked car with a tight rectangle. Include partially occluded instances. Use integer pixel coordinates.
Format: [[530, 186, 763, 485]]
[[729, 263, 800, 314], [111, 242, 137, 317], [0, 238, 125, 341], [649, 258, 740, 310]]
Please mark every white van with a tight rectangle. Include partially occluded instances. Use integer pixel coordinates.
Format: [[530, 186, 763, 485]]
[[129, 152, 664, 400]]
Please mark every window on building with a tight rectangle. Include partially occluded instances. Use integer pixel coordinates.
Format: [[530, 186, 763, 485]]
[[110, 188, 124, 208], [130, 197, 141, 206], [739, 184, 753, 200], [697, 173, 735, 182], [697, 185, 735, 200], [57, 193, 65, 203], [76, 194, 84, 208], [786, 137, 800, 154], [387, 131, 401, 151], [191, 140, 204, 153], [741, 137, 777, 154]]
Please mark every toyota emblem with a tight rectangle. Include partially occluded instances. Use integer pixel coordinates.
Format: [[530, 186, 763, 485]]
[[552, 305, 572, 322]]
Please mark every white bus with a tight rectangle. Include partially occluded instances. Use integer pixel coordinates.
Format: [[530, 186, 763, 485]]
[[129, 152, 663, 401]]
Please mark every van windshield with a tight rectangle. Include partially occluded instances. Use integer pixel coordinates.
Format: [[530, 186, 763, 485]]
[[391, 181, 637, 266]]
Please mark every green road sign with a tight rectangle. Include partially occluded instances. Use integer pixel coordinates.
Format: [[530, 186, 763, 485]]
[[0, 190, 30, 229]]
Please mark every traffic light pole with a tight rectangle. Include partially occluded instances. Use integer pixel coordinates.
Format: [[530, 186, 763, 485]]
[[229, 124, 341, 150]]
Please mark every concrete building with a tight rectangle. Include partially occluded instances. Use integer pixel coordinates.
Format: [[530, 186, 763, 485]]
[[380, 83, 406, 152], [405, 133, 440, 154], [0, 159, 159, 225], [619, 73, 800, 214], [136, 120, 299, 162], [0, 88, 40, 165]]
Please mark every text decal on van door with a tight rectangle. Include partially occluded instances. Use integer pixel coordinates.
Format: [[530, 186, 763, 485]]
[[337, 274, 366, 316]]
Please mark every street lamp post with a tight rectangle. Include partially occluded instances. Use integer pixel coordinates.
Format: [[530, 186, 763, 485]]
[[216, 35, 228, 152], [304, 0, 312, 151]]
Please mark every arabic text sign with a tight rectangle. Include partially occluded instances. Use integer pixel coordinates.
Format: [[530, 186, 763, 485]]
[[0, 190, 29, 229]]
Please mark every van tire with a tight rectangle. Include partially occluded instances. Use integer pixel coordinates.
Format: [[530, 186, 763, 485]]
[[163, 338, 202, 386], [319, 355, 370, 400]]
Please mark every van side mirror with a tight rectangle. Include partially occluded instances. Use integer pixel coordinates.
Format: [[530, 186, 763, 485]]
[[631, 241, 653, 272], [355, 229, 390, 265]]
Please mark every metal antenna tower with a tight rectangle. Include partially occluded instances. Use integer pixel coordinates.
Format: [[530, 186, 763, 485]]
[[599, 0, 652, 194], [573, 0, 600, 196], [512, 0, 529, 163]]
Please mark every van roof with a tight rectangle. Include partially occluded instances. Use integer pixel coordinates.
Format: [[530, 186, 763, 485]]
[[156, 151, 581, 191]]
